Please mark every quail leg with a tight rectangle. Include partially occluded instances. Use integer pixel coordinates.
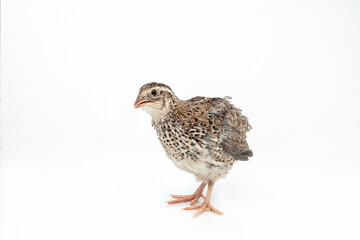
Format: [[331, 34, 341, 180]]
[[167, 181, 206, 205], [183, 181, 223, 217]]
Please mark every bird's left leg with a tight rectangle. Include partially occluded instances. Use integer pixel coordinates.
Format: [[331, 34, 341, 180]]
[[183, 181, 223, 217], [167, 181, 206, 205]]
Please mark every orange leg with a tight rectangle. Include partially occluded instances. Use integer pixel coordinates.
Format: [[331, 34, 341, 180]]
[[183, 181, 223, 217], [167, 181, 206, 205]]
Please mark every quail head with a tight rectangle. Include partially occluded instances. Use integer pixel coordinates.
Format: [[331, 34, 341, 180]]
[[134, 82, 252, 217]]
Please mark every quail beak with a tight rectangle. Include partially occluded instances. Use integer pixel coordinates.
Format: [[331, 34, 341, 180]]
[[134, 95, 153, 109]]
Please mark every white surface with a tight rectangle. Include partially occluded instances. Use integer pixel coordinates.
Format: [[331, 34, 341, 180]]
[[1, 0, 360, 239]]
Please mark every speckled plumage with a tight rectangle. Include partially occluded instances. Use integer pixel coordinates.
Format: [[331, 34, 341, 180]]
[[134, 82, 253, 216]]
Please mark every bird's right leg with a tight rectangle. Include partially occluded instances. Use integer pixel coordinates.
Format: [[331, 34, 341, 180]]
[[167, 181, 206, 205]]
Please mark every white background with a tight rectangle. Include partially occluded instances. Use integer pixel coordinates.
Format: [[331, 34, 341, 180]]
[[1, 0, 360, 239]]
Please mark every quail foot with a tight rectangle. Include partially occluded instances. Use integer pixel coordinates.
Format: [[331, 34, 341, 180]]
[[134, 82, 252, 217]]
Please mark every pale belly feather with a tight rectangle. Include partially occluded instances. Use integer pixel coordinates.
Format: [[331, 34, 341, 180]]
[[154, 122, 230, 182]]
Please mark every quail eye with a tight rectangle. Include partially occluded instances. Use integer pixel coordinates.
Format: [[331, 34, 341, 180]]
[[151, 89, 157, 96]]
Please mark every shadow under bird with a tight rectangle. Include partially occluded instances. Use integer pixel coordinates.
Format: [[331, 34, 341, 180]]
[[134, 82, 253, 217]]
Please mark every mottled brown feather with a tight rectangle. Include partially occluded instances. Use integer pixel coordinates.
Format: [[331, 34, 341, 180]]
[[175, 96, 253, 162]]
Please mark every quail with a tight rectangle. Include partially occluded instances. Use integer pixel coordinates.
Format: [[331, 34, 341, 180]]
[[134, 82, 253, 217]]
